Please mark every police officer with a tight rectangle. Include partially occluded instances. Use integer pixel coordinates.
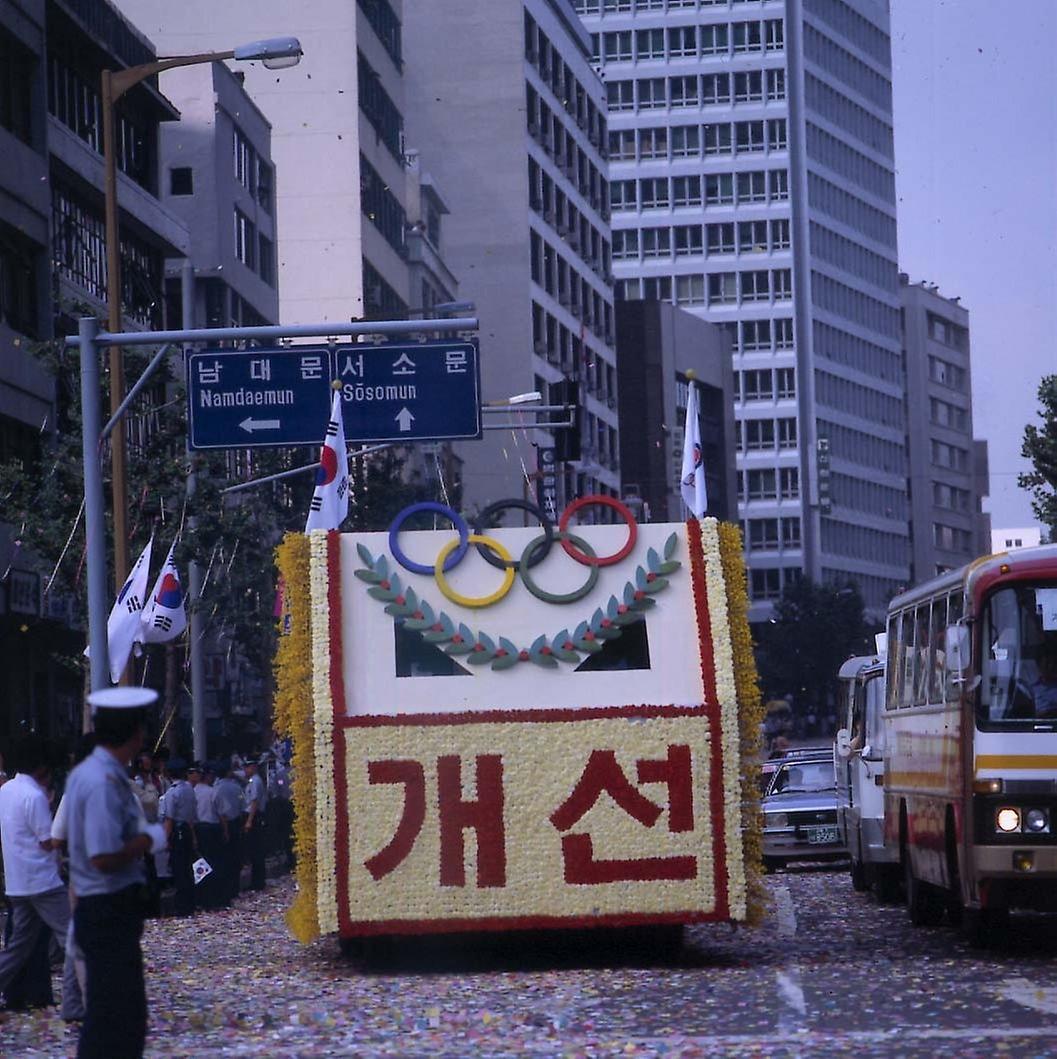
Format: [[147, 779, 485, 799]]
[[243, 757, 268, 891], [64, 687, 166, 1059], [159, 758, 197, 916], [212, 759, 244, 903], [191, 763, 223, 910]]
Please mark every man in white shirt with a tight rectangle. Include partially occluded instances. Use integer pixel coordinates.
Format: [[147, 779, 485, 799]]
[[0, 735, 82, 1018]]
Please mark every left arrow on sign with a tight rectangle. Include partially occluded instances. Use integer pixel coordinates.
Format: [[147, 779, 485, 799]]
[[239, 417, 282, 433], [395, 407, 415, 432]]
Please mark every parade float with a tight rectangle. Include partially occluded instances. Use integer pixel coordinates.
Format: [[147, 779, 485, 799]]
[[273, 498, 764, 941]]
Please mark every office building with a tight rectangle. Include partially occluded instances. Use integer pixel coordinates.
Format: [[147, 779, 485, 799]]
[[0, 0, 190, 739], [616, 300, 736, 521], [577, 0, 908, 619], [991, 526, 1044, 553], [155, 62, 279, 330], [404, 0, 619, 508], [900, 276, 983, 580]]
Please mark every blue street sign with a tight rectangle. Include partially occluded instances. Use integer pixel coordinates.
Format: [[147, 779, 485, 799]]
[[187, 347, 334, 450], [334, 340, 481, 443], [187, 341, 482, 450]]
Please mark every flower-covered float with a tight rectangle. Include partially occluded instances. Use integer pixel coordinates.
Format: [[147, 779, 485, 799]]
[[273, 497, 764, 941]]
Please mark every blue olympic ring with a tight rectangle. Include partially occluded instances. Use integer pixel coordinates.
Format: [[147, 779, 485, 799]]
[[388, 502, 470, 576]]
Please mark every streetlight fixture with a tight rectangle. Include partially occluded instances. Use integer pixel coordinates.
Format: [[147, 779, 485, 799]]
[[100, 36, 302, 625]]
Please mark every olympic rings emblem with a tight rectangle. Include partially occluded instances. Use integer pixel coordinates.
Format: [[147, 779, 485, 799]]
[[387, 495, 638, 607]]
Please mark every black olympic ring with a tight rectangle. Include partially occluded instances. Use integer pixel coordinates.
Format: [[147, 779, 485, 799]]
[[472, 499, 555, 571]]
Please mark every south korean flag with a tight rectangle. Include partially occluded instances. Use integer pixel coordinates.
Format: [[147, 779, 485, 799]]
[[140, 540, 188, 644], [99, 536, 153, 682], [305, 388, 349, 532]]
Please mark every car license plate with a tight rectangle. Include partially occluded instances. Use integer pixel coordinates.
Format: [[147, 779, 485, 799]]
[[808, 826, 839, 845]]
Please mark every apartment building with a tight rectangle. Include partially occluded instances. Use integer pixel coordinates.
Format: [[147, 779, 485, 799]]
[[901, 276, 985, 580], [0, 0, 190, 739], [577, 0, 908, 619], [404, 0, 619, 508]]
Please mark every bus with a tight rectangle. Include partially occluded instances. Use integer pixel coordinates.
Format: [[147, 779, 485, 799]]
[[883, 543, 1057, 941], [835, 645, 900, 900]]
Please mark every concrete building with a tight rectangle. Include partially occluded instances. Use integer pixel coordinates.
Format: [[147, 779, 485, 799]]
[[155, 62, 279, 330], [119, 0, 415, 325], [615, 299, 736, 521], [900, 275, 983, 580], [991, 526, 1044, 553], [0, 0, 190, 740], [403, 0, 619, 509], [577, 0, 908, 619], [973, 437, 991, 556]]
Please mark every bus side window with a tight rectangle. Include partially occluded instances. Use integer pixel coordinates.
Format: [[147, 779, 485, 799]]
[[930, 597, 946, 702], [887, 612, 903, 710], [913, 605, 931, 706], [945, 592, 964, 701], [902, 610, 916, 707]]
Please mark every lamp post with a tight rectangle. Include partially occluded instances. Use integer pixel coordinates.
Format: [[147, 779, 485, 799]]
[[101, 36, 303, 602]]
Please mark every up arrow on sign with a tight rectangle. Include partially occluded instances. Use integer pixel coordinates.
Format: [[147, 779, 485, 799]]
[[395, 407, 415, 432], [239, 416, 281, 433]]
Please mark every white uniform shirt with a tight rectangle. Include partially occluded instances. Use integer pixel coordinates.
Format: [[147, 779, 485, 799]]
[[194, 782, 219, 824], [0, 772, 62, 896]]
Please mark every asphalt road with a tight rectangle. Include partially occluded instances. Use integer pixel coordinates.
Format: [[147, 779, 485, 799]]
[[4, 865, 1057, 1057]]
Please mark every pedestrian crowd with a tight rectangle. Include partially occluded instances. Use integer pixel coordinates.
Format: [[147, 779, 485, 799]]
[[0, 688, 294, 1057]]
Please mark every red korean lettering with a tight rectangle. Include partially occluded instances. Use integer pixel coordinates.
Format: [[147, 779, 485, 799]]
[[437, 754, 506, 888]]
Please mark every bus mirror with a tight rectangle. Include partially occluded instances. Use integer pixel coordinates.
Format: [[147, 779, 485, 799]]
[[946, 624, 969, 678], [836, 728, 852, 758]]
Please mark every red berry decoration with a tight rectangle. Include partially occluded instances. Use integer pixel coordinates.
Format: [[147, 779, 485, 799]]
[[563, 641, 575, 651], [430, 623, 443, 633], [380, 580, 391, 591], [473, 643, 485, 653], [518, 650, 530, 662], [541, 645, 552, 656], [495, 649, 507, 658], [617, 604, 629, 614], [395, 595, 406, 606], [451, 634, 463, 644], [646, 572, 657, 583], [601, 619, 613, 629], [584, 631, 596, 642], [634, 590, 645, 601]]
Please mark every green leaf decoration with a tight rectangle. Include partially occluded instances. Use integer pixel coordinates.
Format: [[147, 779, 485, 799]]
[[478, 632, 496, 654], [354, 569, 383, 584], [494, 637, 521, 670], [529, 634, 548, 654], [420, 600, 435, 626], [466, 649, 495, 666], [404, 587, 418, 612], [356, 543, 375, 568], [641, 577, 669, 595], [647, 547, 661, 573], [375, 555, 390, 580], [368, 586, 395, 602], [573, 620, 590, 641], [623, 584, 636, 607], [632, 595, 656, 610], [612, 610, 641, 627], [530, 652, 559, 668], [606, 596, 620, 620], [657, 560, 681, 576], [551, 628, 580, 663], [445, 639, 473, 656], [573, 636, 603, 654], [384, 602, 412, 617], [663, 532, 678, 560], [422, 627, 452, 643], [635, 566, 649, 589]]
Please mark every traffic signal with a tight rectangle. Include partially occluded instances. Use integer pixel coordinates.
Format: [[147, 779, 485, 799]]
[[554, 379, 581, 463]]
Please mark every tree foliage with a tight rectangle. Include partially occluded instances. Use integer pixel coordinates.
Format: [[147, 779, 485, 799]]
[[1019, 374, 1057, 537], [754, 577, 875, 714]]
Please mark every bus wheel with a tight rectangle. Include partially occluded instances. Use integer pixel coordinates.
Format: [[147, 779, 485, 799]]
[[904, 856, 943, 927], [849, 855, 869, 893], [873, 864, 901, 905]]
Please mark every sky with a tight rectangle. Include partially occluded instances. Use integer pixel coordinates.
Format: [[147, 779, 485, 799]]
[[889, 0, 1057, 531]]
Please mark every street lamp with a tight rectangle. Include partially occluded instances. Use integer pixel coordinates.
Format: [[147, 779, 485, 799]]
[[101, 36, 303, 607]]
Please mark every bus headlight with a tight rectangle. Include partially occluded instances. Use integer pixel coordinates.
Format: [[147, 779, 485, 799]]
[[1024, 808, 1049, 833], [996, 807, 1022, 833]]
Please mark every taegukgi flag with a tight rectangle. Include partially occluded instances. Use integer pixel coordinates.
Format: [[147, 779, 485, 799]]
[[141, 540, 187, 643], [104, 536, 153, 682], [679, 379, 708, 520], [306, 389, 349, 532]]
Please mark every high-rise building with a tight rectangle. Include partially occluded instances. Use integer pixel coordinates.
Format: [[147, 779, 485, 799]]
[[900, 276, 984, 580], [576, 0, 908, 619], [403, 0, 619, 508]]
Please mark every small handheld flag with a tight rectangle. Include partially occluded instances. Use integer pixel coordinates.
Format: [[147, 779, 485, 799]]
[[306, 388, 349, 531], [679, 377, 708, 520], [141, 540, 188, 644]]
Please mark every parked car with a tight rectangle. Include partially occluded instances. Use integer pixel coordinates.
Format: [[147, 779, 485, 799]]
[[762, 750, 846, 871]]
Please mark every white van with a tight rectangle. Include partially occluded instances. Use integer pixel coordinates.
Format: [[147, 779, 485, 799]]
[[835, 643, 900, 900]]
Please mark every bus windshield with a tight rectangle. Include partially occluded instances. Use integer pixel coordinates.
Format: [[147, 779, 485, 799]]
[[979, 582, 1057, 726]]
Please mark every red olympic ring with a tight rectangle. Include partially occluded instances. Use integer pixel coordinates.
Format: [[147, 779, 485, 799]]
[[558, 495, 638, 567]]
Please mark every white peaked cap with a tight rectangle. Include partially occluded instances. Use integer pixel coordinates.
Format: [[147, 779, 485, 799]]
[[87, 687, 159, 712]]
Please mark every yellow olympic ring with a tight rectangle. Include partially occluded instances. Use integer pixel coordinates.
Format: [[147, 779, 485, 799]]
[[434, 534, 516, 608]]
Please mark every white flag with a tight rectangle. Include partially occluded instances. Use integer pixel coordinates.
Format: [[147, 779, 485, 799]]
[[679, 380, 708, 520], [140, 540, 188, 643], [106, 537, 153, 682], [306, 390, 349, 531]]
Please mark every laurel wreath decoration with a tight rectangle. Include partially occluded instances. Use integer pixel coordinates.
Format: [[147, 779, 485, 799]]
[[353, 534, 681, 671]]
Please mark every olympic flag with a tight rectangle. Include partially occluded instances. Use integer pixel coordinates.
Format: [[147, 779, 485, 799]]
[[306, 389, 349, 532], [100, 536, 153, 682], [141, 540, 187, 644], [679, 380, 707, 520]]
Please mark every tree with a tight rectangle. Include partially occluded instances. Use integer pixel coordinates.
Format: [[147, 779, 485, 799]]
[[754, 578, 875, 727], [1019, 374, 1057, 538]]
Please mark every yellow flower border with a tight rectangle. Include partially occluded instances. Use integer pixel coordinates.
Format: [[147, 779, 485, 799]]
[[718, 522, 766, 925], [272, 533, 318, 942]]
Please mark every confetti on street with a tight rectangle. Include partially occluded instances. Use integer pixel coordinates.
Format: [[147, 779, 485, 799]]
[[4, 869, 1057, 1057]]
